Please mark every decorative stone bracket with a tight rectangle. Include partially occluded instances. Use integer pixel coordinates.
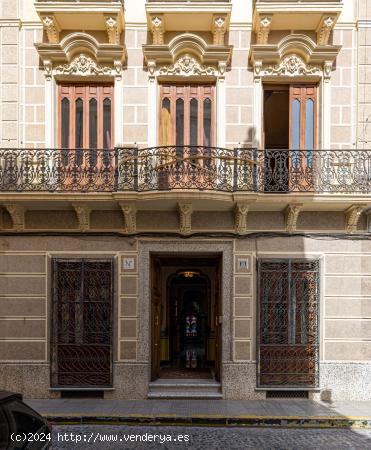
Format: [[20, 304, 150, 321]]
[[41, 15, 60, 44], [150, 15, 164, 45], [120, 203, 137, 234], [105, 15, 120, 45], [73, 203, 91, 232], [178, 202, 193, 235], [255, 15, 272, 45], [212, 15, 228, 45], [345, 204, 367, 234], [4, 204, 26, 231], [284, 204, 303, 234], [317, 15, 336, 46], [234, 202, 251, 234]]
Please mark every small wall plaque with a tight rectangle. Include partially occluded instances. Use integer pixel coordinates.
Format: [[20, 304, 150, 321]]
[[123, 257, 135, 271], [238, 258, 249, 271]]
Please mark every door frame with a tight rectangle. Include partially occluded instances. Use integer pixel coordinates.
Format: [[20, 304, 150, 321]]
[[150, 254, 222, 381]]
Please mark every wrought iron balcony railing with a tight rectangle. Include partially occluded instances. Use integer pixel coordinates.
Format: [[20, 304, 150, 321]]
[[0, 147, 369, 194]]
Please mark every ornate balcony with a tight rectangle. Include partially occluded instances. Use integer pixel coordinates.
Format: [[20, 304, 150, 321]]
[[0, 147, 369, 194]]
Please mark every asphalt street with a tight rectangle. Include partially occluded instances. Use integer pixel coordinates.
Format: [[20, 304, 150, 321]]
[[51, 425, 371, 449]]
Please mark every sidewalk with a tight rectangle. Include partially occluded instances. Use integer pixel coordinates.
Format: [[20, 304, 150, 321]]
[[25, 399, 371, 428]]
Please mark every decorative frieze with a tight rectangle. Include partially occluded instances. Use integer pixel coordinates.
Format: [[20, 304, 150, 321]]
[[54, 53, 113, 77], [158, 54, 218, 77], [178, 203, 193, 235], [41, 15, 60, 44], [212, 15, 227, 45], [317, 15, 336, 46], [72, 204, 91, 232], [105, 15, 120, 45], [263, 54, 321, 77], [120, 203, 137, 234], [234, 203, 250, 234], [4, 204, 26, 231], [256, 15, 272, 45], [345, 205, 367, 234], [284, 204, 303, 234]]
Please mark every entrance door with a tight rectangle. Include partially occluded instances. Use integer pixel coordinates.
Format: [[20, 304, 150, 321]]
[[257, 259, 319, 388], [263, 84, 317, 192], [151, 257, 162, 381], [214, 258, 222, 381], [51, 259, 113, 387]]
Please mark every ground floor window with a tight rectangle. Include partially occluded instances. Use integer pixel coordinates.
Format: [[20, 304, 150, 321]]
[[257, 259, 319, 388], [51, 258, 114, 388]]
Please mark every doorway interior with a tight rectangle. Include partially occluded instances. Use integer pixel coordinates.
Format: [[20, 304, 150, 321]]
[[151, 255, 222, 382]]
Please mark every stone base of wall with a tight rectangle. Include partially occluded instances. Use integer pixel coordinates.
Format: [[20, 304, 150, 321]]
[[105, 363, 148, 400], [319, 362, 371, 401], [0, 363, 50, 398], [222, 363, 266, 400]]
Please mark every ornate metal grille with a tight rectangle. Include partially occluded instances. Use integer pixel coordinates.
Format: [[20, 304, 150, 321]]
[[257, 259, 319, 388], [0, 147, 370, 193], [51, 259, 113, 388]]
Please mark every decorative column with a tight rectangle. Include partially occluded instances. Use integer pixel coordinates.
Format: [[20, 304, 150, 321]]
[[114, 61, 124, 146], [217, 62, 227, 148], [252, 61, 263, 149], [148, 60, 157, 147]]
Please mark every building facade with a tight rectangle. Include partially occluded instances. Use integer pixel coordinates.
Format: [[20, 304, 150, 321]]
[[0, 0, 370, 401]]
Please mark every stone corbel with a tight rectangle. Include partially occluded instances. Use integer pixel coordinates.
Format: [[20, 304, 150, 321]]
[[253, 60, 263, 80], [178, 203, 193, 235], [317, 15, 336, 46], [41, 15, 60, 44], [114, 60, 123, 80], [43, 59, 53, 81], [120, 203, 137, 233], [345, 204, 367, 234], [147, 60, 156, 81], [105, 15, 120, 45], [150, 15, 164, 45], [234, 202, 250, 234], [212, 15, 227, 45], [73, 203, 91, 232], [218, 61, 227, 79], [284, 204, 303, 234], [256, 15, 272, 45], [5, 204, 26, 231], [323, 60, 333, 80]]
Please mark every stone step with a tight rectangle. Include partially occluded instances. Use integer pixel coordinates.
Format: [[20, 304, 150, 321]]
[[148, 378, 222, 399]]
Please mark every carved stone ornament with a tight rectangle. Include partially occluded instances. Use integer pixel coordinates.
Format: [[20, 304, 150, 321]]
[[5, 203, 26, 231], [284, 204, 303, 234], [43, 60, 53, 80], [120, 203, 137, 233], [262, 54, 321, 77], [54, 53, 113, 77], [42, 15, 59, 44], [151, 15, 164, 45], [212, 15, 227, 45], [178, 202, 193, 234], [73, 204, 91, 232], [105, 16, 119, 45], [317, 16, 335, 46], [256, 15, 272, 45], [234, 203, 250, 234], [323, 60, 333, 79], [158, 54, 218, 77], [345, 204, 367, 234]]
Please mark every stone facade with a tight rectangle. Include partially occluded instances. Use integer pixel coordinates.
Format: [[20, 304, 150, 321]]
[[0, 1, 370, 401]]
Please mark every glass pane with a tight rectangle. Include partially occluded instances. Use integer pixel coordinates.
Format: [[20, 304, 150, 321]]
[[291, 98, 300, 168], [89, 98, 97, 149], [176, 98, 184, 146], [75, 98, 84, 149], [103, 98, 111, 149], [189, 98, 198, 147], [61, 97, 70, 149], [162, 97, 171, 146], [203, 98, 211, 147], [305, 98, 314, 168]]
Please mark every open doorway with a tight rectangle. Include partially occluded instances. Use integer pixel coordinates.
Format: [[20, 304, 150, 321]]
[[151, 255, 221, 381], [263, 83, 317, 192]]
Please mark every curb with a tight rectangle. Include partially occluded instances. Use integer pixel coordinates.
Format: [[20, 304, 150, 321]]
[[43, 414, 371, 428]]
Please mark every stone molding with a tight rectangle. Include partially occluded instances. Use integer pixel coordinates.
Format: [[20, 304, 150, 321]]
[[345, 205, 367, 234], [54, 53, 113, 77], [72, 203, 91, 232], [4, 204, 26, 231], [178, 202, 193, 234], [157, 54, 218, 78], [120, 203, 137, 234], [284, 204, 303, 234]]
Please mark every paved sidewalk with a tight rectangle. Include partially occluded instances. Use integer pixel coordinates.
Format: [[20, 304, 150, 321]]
[[25, 399, 371, 428]]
